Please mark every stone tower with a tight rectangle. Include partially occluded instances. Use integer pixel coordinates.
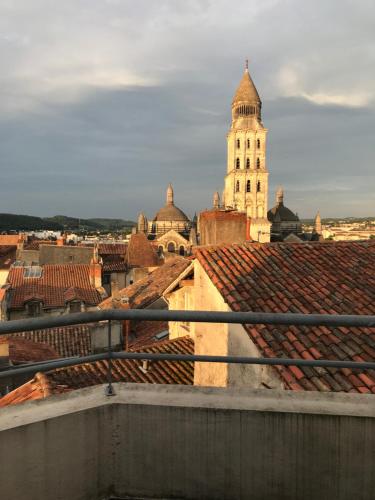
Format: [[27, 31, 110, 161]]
[[223, 61, 270, 242], [137, 212, 148, 234]]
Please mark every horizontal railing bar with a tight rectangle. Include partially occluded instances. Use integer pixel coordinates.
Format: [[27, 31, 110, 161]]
[[0, 309, 374, 335], [1, 349, 375, 380], [0, 353, 108, 379]]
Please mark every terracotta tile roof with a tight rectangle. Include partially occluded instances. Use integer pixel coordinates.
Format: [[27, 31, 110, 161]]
[[196, 241, 375, 393], [127, 233, 161, 267], [11, 325, 91, 358], [0, 337, 59, 364], [99, 243, 127, 256], [0, 373, 53, 407], [0, 336, 194, 407], [99, 257, 191, 310], [0, 235, 21, 246], [0, 245, 16, 269], [7, 264, 102, 309], [102, 254, 127, 273], [129, 321, 169, 349]]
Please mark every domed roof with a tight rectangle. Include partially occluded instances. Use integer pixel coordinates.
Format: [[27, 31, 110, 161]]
[[153, 204, 190, 222], [267, 204, 300, 223], [232, 63, 261, 105], [152, 183, 190, 222], [267, 187, 300, 223]]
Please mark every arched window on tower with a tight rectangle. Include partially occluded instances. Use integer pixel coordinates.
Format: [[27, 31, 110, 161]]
[[236, 181, 240, 192], [246, 158, 250, 169], [237, 139, 240, 149], [247, 139, 250, 149], [257, 181, 261, 192], [236, 158, 240, 169], [257, 158, 260, 169], [257, 138, 261, 149], [246, 180, 251, 192]]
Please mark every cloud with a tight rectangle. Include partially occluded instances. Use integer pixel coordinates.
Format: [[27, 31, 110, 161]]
[[0, 0, 374, 218]]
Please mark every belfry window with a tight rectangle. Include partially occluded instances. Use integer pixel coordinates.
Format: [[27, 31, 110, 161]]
[[257, 181, 261, 192], [246, 180, 251, 192], [257, 158, 260, 169], [257, 139, 261, 149], [246, 158, 250, 169], [236, 181, 240, 192], [236, 158, 240, 169], [237, 139, 240, 149], [247, 139, 250, 149]]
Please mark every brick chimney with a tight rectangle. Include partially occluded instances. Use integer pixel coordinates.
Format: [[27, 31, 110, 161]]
[[90, 244, 102, 288]]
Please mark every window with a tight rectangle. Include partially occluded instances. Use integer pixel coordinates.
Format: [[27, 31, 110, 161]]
[[257, 138, 261, 149], [167, 242, 176, 253], [69, 301, 81, 313], [257, 181, 261, 192], [235, 181, 240, 192], [246, 180, 251, 192], [27, 302, 41, 317], [236, 158, 240, 169], [179, 246, 185, 256], [257, 158, 260, 169], [236, 139, 240, 149], [246, 158, 250, 169], [247, 139, 250, 149]]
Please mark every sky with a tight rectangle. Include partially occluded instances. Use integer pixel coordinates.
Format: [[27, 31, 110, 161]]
[[0, 0, 374, 220]]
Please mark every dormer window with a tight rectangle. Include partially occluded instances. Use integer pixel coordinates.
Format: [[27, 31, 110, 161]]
[[27, 301, 42, 317], [236, 158, 240, 169], [246, 180, 251, 192], [236, 181, 240, 192], [257, 158, 260, 169], [69, 301, 82, 313], [246, 158, 250, 169], [236, 139, 240, 149]]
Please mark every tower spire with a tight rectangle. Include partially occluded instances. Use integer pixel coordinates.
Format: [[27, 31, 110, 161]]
[[166, 183, 174, 206], [245, 58, 249, 71]]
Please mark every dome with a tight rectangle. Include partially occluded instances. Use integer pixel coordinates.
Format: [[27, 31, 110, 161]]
[[153, 204, 190, 222], [267, 204, 300, 223]]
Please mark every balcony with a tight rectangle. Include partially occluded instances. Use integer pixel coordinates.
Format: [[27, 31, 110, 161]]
[[0, 309, 375, 499]]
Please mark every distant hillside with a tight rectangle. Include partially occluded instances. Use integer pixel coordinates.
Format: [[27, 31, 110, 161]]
[[0, 213, 136, 232]]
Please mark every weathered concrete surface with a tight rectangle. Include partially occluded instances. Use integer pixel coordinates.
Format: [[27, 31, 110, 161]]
[[1, 384, 375, 500]]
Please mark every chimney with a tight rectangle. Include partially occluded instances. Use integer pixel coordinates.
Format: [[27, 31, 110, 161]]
[[111, 279, 119, 297], [90, 244, 102, 288]]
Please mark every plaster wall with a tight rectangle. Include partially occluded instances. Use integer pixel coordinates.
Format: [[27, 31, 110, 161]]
[[1, 384, 375, 500]]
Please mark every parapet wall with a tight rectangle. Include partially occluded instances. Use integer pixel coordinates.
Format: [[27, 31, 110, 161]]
[[0, 384, 375, 500]]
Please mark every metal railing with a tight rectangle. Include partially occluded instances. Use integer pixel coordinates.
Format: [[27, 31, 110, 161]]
[[0, 309, 375, 395]]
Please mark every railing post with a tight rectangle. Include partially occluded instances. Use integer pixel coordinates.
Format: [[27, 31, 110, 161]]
[[105, 319, 115, 396]]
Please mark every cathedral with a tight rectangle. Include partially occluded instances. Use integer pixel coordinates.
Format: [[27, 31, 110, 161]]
[[137, 62, 321, 248]]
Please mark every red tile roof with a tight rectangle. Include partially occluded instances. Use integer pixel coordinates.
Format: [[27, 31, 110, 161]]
[[99, 243, 127, 255], [127, 233, 161, 267], [0, 245, 16, 269], [196, 241, 375, 393], [99, 257, 191, 310], [11, 325, 91, 358], [0, 336, 194, 407], [7, 264, 102, 309], [129, 321, 169, 349], [0, 337, 59, 364], [102, 254, 127, 273]]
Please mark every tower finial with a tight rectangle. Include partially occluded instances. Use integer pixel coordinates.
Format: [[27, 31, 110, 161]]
[[166, 183, 174, 206], [245, 58, 249, 71]]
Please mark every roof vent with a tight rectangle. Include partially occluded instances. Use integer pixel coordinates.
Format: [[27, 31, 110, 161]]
[[154, 330, 169, 341], [139, 359, 152, 374]]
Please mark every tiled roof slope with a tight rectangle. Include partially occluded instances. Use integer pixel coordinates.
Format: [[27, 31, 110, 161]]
[[7, 264, 102, 309], [196, 241, 375, 393], [99, 243, 127, 256], [129, 321, 169, 349], [100, 256, 191, 310], [0, 337, 59, 364], [0, 336, 194, 407], [11, 325, 91, 358], [0, 245, 16, 269], [127, 233, 160, 267]]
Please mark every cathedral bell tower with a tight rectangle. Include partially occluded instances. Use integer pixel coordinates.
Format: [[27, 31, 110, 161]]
[[223, 61, 270, 242]]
